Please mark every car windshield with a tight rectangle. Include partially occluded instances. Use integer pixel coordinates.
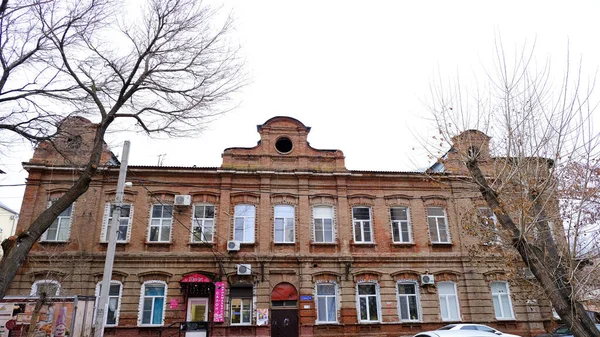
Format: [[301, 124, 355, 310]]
[[438, 325, 456, 330], [476, 325, 496, 333]]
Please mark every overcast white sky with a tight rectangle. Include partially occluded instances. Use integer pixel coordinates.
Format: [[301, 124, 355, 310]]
[[1, 0, 600, 212]]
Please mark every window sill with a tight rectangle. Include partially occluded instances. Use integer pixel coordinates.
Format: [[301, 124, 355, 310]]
[[495, 317, 516, 321], [310, 241, 337, 246], [391, 242, 415, 246], [230, 323, 252, 326], [358, 321, 382, 324], [315, 321, 341, 325], [138, 324, 163, 328], [100, 241, 129, 245], [273, 242, 295, 245], [351, 242, 376, 247], [400, 320, 422, 324], [430, 242, 453, 245], [144, 241, 172, 245]]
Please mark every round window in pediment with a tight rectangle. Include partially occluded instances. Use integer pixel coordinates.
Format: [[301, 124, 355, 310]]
[[275, 137, 293, 154]]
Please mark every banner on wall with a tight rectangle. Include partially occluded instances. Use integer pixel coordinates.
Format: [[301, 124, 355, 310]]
[[213, 282, 225, 322]]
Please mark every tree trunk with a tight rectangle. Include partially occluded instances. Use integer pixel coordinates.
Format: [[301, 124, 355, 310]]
[[27, 292, 47, 337], [466, 159, 600, 337]]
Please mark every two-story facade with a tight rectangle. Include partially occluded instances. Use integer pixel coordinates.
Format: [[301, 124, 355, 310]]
[[6, 116, 556, 337]]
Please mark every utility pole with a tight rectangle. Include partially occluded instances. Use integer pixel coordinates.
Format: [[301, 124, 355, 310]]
[[94, 141, 130, 337]]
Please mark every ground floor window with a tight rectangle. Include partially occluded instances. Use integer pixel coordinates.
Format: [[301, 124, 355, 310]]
[[397, 281, 420, 321], [139, 281, 167, 326], [438, 281, 460, 321], [95, 281, 122, 326], [357, 283, 380, 322], [230, 286, 252, 325], [491, 281, 514, 319], [316, 283, 337, 323]]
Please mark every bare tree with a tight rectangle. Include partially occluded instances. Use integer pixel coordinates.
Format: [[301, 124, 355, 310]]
[[427, 41, 600, 337], [0, 0, 245, 299]]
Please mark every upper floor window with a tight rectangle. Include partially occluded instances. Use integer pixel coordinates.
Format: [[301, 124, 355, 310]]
[[313, 206, 334, 243], [139, 281, 167, 326], [316, 283, 337, 323], [357, 283, 380, 323], [477, 207, 499, 244], [234, 204, 255, 243], [391, 207, 412, 243], [397, 281, 420, 322], [427, 207, 450, 244], [148, 205, 173, 242], [274, 205, 295, 243], [31, 280, 61, 296], [491, 281, 514, 320], [192, 204, 215, 243], [101, 204, 133, 243], [41, 203, 74, 242], [438, 281, 460, 321], [95, 281, 123, 326], [352, 207, 373, 243]]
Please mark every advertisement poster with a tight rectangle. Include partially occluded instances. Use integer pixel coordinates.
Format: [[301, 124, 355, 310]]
[[213, 282, 225, 322], [256, 309, 268, 326], [17, 302, 74, 337]]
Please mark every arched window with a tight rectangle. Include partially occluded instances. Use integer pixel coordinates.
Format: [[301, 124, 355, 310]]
[[31, 280, 61, 296], [396, 281, 420, 322], [491, 281, 514, 320], [138, 281, 167, 326], [95, 281, 123, 326]]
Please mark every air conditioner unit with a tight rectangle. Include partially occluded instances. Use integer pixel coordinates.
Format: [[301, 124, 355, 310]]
[[420, 274, 435, 285], [227, 240, 241, 251], [237, 264, 251, 275], [174, 195, 191, 206]]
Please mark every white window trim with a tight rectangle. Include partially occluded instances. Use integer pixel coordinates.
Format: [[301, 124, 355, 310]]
[[390, 207, 412, 244], [191, 204, 216, 243], [356, 281, 381, 323], [147, 204, 173, 243], [101, 203, 134, 243], [314, 281, 339, 324], [274, 205, 295, 243], [427, 207, 451, 244], [41, 202, 74, 242], [94, 281, 123, 327], [491, 281, 515, 320], [312, 206, 336, 244], [438, 281, 461, 321], [31, 280, 61, 296], [138, 280, 167, 327], [396, 280, 422, 322], [352, 207, 374, 244], [234, 204, 255, 243]]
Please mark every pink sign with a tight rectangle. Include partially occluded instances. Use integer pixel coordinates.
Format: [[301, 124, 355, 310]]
[[169, 298, 179, 309], [213, 282, 225, 322], [180, 273, 211, 283]]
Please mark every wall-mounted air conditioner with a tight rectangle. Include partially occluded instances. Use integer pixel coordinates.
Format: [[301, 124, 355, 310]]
[[227, 240, 241, 251], [420, 274, 435, 285], [174, 195, 191, 206], [237, 264, 251, 275]]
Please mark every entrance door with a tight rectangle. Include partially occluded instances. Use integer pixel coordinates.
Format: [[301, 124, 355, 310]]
[[186, 298, 208, 337], [271, 309, 298, 337]]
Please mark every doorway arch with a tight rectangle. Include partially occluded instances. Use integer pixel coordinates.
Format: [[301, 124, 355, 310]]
[[270, 282, 298, 337]]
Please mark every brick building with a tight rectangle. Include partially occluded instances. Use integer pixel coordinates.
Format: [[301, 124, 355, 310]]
[[6, 116, 556, 337]]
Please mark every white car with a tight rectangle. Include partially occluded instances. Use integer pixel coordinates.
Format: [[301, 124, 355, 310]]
[[414, 330, 501, 337], [437, 324, 522, 337]]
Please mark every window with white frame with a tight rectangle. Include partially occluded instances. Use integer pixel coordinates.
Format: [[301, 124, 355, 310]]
[[31, 280, 60, 296], [397, 282, 420, 322], [427, 207, 450, 244], [274, 205, 295, 243], [95, 281, 122, 326], [476, 207, 499, 244], [230, 286, 252, 325], [148, 205, 173, 242], [192, 204, 215, 243], [234, 204, 255, 243], [491, 281, 514, 320], [42, 203, 74, 242], [353, 207, 373, 243], [438, 281, 460, 321], [139, 281, 166, 326], [316, 283, 337, 323], [391, 207, 412, 243], [357, 283, 380, 322], [101, 204, 133, 243], [313, 206, 334, 243]]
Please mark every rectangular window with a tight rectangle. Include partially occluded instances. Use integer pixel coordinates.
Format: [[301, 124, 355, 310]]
[[313, 206, 334, 243], [316, 283, 337, 323], [102, 204, 133, 243], [96, 282, 122, 326], [353, 207, 373, 243], [438, 282, 460, 321], [148, 205, 173, 242], [274, 205, 295, 243], [427, 207, 450, 244], [477, 207, 499, 244], [491, 282, 514, 320], [42, 203, 74, 242], [397, 282, 420, 321], [192, 204, 215, 243], [391, 207, 411, 243], [234, 204, 255, 243], [357, 283, 380, 322], [230, 287, 252, 325], [140, 283, 166, 326]]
